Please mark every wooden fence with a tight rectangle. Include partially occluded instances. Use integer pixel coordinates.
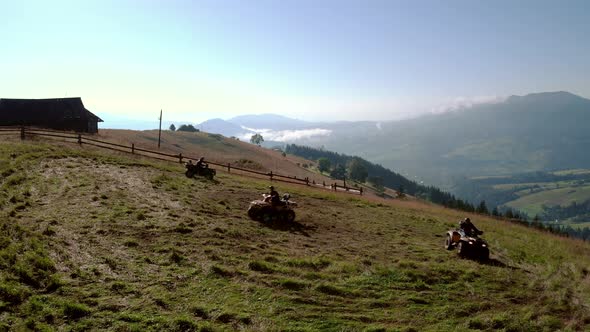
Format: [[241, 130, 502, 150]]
[[1, 126, 363, 195]]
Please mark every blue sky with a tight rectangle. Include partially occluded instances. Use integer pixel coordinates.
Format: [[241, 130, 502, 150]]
[[1, 0, 589, 126]]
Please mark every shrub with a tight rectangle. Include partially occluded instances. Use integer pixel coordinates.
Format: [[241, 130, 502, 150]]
[[170, 251, 186, 264], [210, 265, 233, 278], [315, 283, 348, 297], [286, 257, 331, 270], [190, 306, 209, 319], [0, 281, 30, 304], [173, 316, 198, 332], [276, 279, 307, 291], [63, 302, 91, 319], [248, 261, 275, 273]]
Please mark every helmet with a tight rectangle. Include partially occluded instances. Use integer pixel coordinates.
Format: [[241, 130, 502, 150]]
[[464, 217, 471, 222], [199, 157, 205, 161], [269, 186, 274, 190]]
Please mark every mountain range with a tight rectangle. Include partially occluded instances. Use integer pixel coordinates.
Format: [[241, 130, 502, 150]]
[[196, 91, 590, 188]]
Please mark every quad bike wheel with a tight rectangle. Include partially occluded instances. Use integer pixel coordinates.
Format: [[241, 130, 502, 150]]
[[262, 211, 273, 223], [457, 241, 467, 258], [247, 207, 258, 220], [445, 234, 454, 250], [479, 247, 489, 261], [185, 170, 195, 178], [284, 210, 295, 222]]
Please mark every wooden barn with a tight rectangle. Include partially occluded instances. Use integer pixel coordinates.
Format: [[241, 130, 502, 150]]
[[0, 98, 103, 133]]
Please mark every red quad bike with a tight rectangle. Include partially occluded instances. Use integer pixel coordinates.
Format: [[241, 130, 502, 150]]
[[445, 228, 489, 260], [185, 163, 216, 180], [248, 194, 297, 223]]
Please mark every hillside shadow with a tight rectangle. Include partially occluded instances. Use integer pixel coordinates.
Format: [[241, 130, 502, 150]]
[[260, 219, 317, 237]]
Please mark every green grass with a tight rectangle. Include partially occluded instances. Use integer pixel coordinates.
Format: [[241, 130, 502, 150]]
[[0, 140, 589, 331], [505, 184, 590, 216], [552, 169, 590, 176]]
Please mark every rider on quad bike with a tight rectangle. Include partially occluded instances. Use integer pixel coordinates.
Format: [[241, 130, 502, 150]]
[[196, 157, 208, 170], [248, 187, 297, 222], [459, 217, 482, 236], [185, 157, 216, 180], [445, 217, 489, 260], [266, 186, 282, 205]]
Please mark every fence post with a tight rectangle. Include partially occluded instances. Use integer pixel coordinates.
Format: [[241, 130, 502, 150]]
[[227, 163, 230, 173], [360, 187, 363, 196], [269, 171, 273, 182], [305, 177, 309, 186], [77, 134, 82, 145], [20, 126, 25, 140], [131, 143, 135, 154], [179, 153, 183, 163]]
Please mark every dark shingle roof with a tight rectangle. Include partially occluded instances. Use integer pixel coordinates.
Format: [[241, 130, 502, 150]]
[[0, 97, 103, 122]]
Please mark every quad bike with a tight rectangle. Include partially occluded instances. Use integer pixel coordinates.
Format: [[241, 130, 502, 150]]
[[445, 228, 489, 260], [248, 194, 297, 223], [185, 163, 216, 180]]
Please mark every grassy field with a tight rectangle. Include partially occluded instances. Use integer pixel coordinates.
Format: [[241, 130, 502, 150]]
[[553, 169, 590, 176], [492, 180, 583, 192], [1, 140, 590, 331], [97, 129, 336, 185], [557, 221, 590, 230], [504, 185, 590, 217]]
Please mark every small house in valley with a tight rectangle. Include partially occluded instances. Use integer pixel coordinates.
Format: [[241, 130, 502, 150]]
[[0, 98, 103, 133]]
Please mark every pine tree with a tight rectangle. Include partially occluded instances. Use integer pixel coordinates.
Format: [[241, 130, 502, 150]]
[[492, 207, 499, 216], [477, 200, 489, 214], [504, 208, 514, 219], [318, 158, 331, 173]]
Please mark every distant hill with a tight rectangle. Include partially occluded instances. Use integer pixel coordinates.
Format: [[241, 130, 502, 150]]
[[198, 118, 248, 137], [296, 91, 590, 187], [195, 92, 590, 189], [191, 90, 590, 222], [228, 114, 312, 130]]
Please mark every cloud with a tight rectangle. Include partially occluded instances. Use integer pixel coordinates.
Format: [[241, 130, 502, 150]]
[[239, 128, 332, 142], [429, 95, 507, 114]]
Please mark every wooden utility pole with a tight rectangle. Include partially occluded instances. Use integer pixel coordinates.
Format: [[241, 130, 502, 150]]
[[158, 109, 162, 148]]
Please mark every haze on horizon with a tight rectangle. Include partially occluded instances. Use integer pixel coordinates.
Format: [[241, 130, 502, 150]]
[[1, 0, 589, 126]]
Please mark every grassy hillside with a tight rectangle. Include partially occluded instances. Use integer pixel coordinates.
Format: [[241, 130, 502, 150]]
[[98, 129, 334, 184], [308, 92, 590, 188], [505, 185, 590, 217], [455, 170, 590, 224], [1, 140, 590, 331]]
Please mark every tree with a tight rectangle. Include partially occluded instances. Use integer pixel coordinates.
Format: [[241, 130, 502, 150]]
[[169, 124, 176, 131], [250, 133, 264, 146], [504, 208, 514, 219], [476, 200, 489, 214], [330, 164, 346, 180], [347, 158, 368, 183], [318, 157, 331, 173], [368, 176, 384, 191], [492, 207, 500, 216], [398, 184, 406, 198], [177, 124, 199, 132]]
